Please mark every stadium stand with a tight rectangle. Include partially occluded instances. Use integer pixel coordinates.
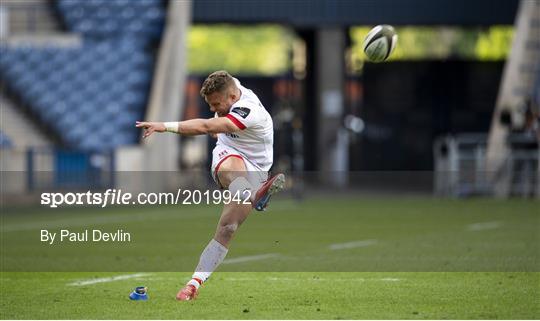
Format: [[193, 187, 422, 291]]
[[57, 0, 165, 40], [0, 92, 51, 148], [0, 40, 154, 150], [0, 0, 165, 151]]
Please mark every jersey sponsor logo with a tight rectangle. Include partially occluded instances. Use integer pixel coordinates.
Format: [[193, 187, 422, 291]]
[[218, 150, 228, 158], [230, 107, 251, 119], [226, 133, 239, 139]]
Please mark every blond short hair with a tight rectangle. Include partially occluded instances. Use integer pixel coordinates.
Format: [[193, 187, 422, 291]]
[[200, 70, 235, 97]]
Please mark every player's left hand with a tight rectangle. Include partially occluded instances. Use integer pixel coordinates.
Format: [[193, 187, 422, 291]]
[[135, 121, 166, 139]]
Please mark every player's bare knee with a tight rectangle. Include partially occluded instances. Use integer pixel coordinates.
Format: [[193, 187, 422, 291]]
[[217, 222, 238, 240]]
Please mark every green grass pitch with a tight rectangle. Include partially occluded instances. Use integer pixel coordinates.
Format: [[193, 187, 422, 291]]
[[1, 196, 539, 319], [1, 272, 538, 319]]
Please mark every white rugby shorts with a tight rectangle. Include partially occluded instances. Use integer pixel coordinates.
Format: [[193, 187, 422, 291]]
[[211, 144, 268, 189]]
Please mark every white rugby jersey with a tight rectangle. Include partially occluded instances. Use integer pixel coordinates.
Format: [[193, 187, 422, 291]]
[[217, 78, 273, 171]]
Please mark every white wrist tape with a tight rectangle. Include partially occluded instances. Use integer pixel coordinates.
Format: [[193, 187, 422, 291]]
[[164, 122, 179, 133]]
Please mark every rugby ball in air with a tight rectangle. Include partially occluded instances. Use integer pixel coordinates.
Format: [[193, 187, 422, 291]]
[[363, 25, 398, 62]]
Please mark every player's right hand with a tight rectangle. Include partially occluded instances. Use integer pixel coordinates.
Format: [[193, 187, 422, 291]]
[[135, 121, 166, 139]]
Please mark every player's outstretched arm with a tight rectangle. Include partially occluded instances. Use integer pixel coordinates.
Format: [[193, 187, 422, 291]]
[[136, 117, 240, 138]]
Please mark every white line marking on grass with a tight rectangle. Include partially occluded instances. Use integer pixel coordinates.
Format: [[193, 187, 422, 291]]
[[67, 273, 150, 286], [222, 277, 401, 282], [223, 277, 263, 281], [467, 221, 502, 231], [222, 253, 280, 264], [328, 239, 378, 250], [268, 277, 296, 281], [308, 277, 400, 282]]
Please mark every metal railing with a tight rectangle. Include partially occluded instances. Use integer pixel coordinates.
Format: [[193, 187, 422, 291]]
[[434, 133, 539, 198]]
